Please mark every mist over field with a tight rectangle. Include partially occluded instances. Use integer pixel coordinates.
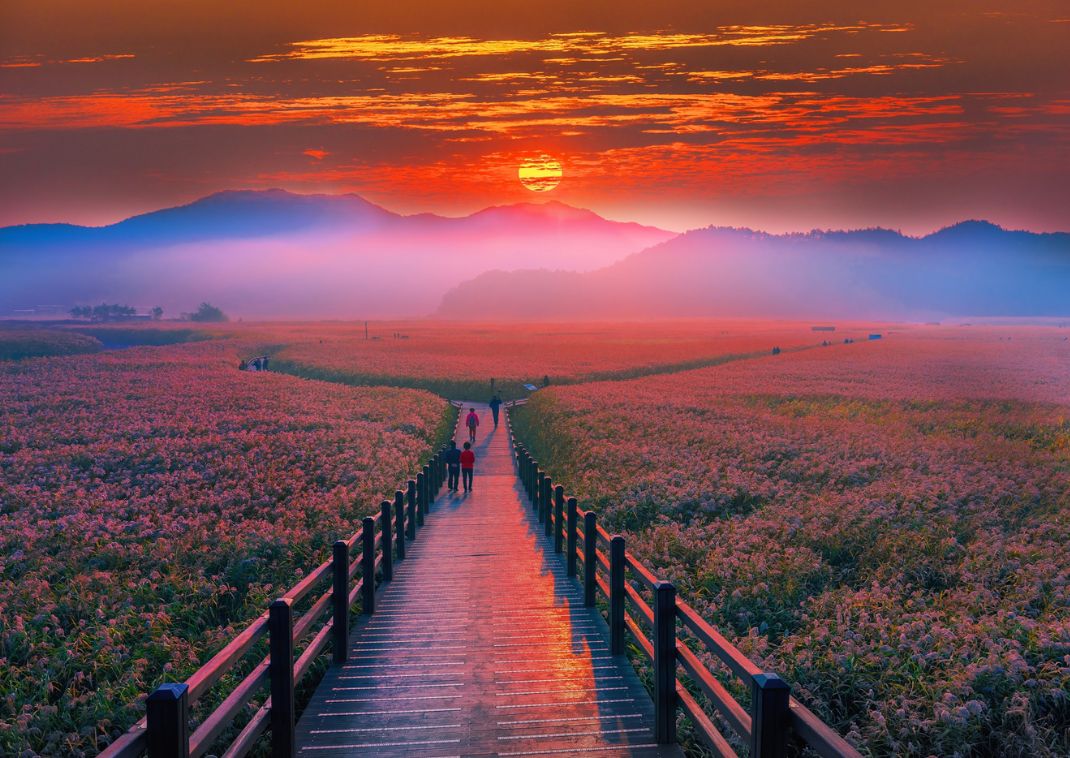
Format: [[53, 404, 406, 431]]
[[0, 190, 673, 319], [3, 190, 1067, 321]]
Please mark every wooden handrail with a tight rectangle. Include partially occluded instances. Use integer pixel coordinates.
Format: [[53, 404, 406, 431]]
[[99, 403, 461, 758], [186, 615, 269, 703], [624, 551, 659, 589], [187, 663, 269, 756], [677, 598, 762, 682], [676, 641, 752, 739], [511, 407, 861, 758], [677, 683, 739, 758]]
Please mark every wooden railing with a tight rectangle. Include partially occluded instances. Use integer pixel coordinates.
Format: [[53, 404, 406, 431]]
[[99, 408, 458, 758], [506, 411, 862, 758]]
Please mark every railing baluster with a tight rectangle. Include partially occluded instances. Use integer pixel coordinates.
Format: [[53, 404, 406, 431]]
[[146, 683, 190, 758], [566, 497, 578, 577], [654, 581, 677, 744], [394, 490, 405, 561], [752, 673, 791, 758], [543, 476, 553, 537], [362, 517, 376, 614], [553, 486, 564, 552], [583, 512, 597, 606], [332, 540, 348, 663], [269, 598, 295, 758], [380, 499, 393, 581], [609, 536, 625, 655], [407, 480, 417, 538], [418, 469, 428, 517], [538, 470, 547, 520]]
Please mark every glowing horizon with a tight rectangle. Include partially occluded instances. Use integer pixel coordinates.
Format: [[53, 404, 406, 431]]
[[1, 2, 1068, 234]]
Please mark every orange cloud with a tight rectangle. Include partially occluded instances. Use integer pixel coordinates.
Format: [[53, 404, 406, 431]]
[[248, 25, 911, 64]]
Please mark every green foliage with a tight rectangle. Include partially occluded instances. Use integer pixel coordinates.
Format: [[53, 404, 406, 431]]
[[0, 328, 102, 360], [70, 303, 139, 321], [187, 302, 229, 322]]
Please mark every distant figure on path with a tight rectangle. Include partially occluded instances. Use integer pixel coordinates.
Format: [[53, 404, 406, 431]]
[[489, 393, 502, 427], [460, 441, 475, 492], [444, 439, 461, 492], [466, 407, 480, 443]]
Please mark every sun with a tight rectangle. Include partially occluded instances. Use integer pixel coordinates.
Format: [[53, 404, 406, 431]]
[[518, 155, 562, 192]]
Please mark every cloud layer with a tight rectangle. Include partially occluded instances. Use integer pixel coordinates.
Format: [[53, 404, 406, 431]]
[[1, 2, 1067, 232]]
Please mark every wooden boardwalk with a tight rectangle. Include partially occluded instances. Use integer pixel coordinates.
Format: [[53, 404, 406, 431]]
[[294, 402, 682, 757]]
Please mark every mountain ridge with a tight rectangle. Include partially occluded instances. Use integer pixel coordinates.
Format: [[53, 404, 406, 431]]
[[437, 221, 1070, 319], [0, 189, 677, 318]]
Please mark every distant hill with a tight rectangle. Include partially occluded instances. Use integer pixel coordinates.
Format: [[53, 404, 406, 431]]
[[437, 222, 1070, 319], [0, 190, 675, 318]]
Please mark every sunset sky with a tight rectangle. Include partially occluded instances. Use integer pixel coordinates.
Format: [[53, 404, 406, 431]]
[[1, 0, 1068, 232]]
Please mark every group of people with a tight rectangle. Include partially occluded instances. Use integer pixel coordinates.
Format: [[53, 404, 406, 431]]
[[443, 394, 503, 494]]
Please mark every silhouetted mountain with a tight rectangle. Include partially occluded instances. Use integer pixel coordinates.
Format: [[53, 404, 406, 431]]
[[438, 222, 1070, 319], [0, 190, 675, 318], [0, 190, 398, 248]]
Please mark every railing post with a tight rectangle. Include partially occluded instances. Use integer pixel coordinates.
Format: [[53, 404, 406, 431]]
[[407, 480, 417, 537], [380, 499, 393, 581], [542, 476, 553, 537], [269, 598, 295, 758], [394, 490, 405, 561], [583, 512, 597, 606], [553, 486, 565, 551], [751, 673, 791, 758], [434, 452, 442, 492], [567, 497, 579, 577], [536, 470, 545, 519], [362, 516, 375, 614], [332, 540, 349, 663], [609, 535, 625, 655], [419, 468, 428, 515], [146, 683, 189, 758], [654, 581, 678, 744]]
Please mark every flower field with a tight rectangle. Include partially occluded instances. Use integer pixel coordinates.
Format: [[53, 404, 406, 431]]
[[511, 327, 1070, 756], [0, 341, 449, 756], [268, 319, 872, 399]]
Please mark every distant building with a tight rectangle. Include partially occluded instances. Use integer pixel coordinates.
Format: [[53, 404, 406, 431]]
[[868, 333, 882, 340], [811, 325, 836, 332]]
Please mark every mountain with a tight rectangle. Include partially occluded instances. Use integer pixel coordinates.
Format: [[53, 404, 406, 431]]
[[0, 190, 675, 318], [437, 222, 1070, 319], [0, 190, 399, 247]]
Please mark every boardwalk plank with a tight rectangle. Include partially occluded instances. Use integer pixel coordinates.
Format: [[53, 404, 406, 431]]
[[295, 403, 682, 758]]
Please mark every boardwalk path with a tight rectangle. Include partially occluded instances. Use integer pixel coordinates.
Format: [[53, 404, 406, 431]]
[[295, 402, 681, 757]]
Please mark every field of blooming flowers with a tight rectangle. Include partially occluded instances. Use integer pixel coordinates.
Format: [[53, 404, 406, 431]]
[[512, 327, 1070, 756], [267, 319, 868, 399], [0, 339, 449, 756]]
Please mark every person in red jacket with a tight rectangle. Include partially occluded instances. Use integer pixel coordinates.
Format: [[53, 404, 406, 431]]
[[465, 407, 480, 443], [460, 441, 476, 492]]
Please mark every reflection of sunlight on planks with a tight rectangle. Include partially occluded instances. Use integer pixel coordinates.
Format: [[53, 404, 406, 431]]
[[295, 402, 678, 756]]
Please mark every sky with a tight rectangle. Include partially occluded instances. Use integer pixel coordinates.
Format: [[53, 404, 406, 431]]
[[1, 0, 1068, 233]]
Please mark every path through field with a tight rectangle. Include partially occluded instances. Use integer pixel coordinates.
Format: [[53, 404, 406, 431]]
[[294, 403, 680, 757]]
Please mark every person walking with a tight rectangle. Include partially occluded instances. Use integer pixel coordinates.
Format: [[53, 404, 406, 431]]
[[489, 393, 502, 428], [460, 441, 475, 492], [444, 439, 461, 492], [466, 407, 480, 443]]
